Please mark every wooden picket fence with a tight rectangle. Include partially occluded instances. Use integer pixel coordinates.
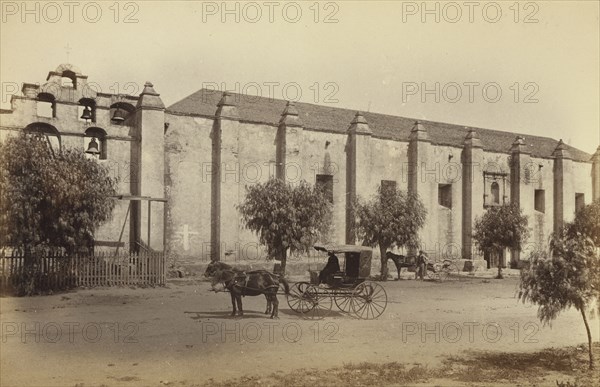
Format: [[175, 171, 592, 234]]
[[0, 249, 165, 294]]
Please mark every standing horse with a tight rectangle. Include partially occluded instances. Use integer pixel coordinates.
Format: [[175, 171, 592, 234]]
[[385, 252, 415, 280], [204, 261, 254, 277], [210, 268, 290, 318], [204, 261, 288, 316]]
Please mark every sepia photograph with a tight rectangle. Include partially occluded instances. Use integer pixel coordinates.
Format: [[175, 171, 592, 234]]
[[1, 1, 599, 386]]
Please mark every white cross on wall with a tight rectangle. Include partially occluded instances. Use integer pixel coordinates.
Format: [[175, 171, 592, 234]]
[[174, 224, 199, 251]]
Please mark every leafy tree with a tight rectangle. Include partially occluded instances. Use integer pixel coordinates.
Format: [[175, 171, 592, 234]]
[[355, 185, 427, 279], [472, 204, 530, 279], [519, 224, 600, 369], [0, 133, 117, 259], [237, 178, 332, 274], [569, 198, 600, 245]]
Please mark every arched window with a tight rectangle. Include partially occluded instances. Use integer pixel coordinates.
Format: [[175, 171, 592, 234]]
[[491, 181, 500, 204], [24, 123, 61, 154], [37, 92, 56, 118], [79, 98, 96, 123], [85, 127, 107, 160], [61, 70, 77, 89]]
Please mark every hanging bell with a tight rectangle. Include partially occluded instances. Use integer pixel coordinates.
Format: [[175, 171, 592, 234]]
[[111, 107, 127, 122], [85, 137, 100, 155], [80, 105, 92, 121]]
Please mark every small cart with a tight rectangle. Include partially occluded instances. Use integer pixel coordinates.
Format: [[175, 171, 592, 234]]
[[286, 245, 388, 320]]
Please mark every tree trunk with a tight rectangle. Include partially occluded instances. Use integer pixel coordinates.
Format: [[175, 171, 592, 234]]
[[23, 245, 33, 269], [21, 245, 35, 296], [580, 308, 594, 370], [379, 245, 388, 280], [280, 249, 287, 276], [496, 249, 503, 279]]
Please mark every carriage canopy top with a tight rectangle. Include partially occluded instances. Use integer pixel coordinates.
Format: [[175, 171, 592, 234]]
[[313, 245, 372, 282], [313, 245, 373, 254]]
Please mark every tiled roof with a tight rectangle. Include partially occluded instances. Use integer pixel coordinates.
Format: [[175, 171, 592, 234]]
[[167, 89, 592, 162]]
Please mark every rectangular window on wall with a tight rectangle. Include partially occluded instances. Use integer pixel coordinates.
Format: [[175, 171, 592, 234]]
[[37, 101, 54, 118], [316, 174, 334, 204], [381, 180, 397, 197], [534, 189, 545, 213], [575, 193, 585, 212], [438, 184, 452, 209]]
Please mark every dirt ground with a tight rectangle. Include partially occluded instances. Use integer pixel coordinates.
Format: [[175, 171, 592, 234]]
[[1, 274, 598, 386]]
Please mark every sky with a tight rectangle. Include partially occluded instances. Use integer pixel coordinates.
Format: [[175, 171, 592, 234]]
[[1, 0, 599, 154]]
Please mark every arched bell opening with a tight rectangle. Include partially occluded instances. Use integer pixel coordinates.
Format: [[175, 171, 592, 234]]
[[109, 102, 135, 125], [24, 122, 61, 154], [85, 127, 107, 160], [79, 98, 96, 123], [37, 92, 56, 118], [61, 70, 77, 89]]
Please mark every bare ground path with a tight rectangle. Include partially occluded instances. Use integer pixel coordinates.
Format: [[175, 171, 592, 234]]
[[1, 277, 598, 386]]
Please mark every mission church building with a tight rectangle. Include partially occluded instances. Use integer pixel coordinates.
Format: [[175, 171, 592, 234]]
[[1, 64, 599, 270]]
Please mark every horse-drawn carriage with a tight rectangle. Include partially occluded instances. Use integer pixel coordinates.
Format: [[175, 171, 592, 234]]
[[205, 245, 460, 319], [386, 251, 461, 281], [286, 245, 388, 320]]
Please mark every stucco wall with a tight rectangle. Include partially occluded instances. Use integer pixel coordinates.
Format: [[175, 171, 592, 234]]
[[526, 156, 555, 257], [301, 129, 348, 245], [164, 114, 213, 263], [224, 121, 277, 261], [369, 138, 409, 193], [571, 160, 593, 218]]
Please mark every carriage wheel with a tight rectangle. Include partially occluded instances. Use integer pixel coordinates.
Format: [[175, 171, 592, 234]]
[[333, 292, 353, 313], [426, 264, 440, 281], [300, 285, 332, 320], [287, 282, 313, 313], [439, 261, 460, 281], [351, 281, 387, 320]]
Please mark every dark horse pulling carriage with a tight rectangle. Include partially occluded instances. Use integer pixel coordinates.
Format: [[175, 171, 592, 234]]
[[205, 248, 456, 319], [204, 261, 289, 319], [205, 246, 387, 320], [386, 251, 460, 281], [286, 245, 388, 320]]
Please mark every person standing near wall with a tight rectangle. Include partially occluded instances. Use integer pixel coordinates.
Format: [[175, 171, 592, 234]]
[[415, 250, 429, 280]]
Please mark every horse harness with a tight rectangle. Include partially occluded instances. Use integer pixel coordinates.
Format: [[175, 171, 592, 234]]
[[221, 270, 279, 294]]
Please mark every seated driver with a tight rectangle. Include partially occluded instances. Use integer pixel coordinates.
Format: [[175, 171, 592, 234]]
[[319, 252, 340, 284]]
